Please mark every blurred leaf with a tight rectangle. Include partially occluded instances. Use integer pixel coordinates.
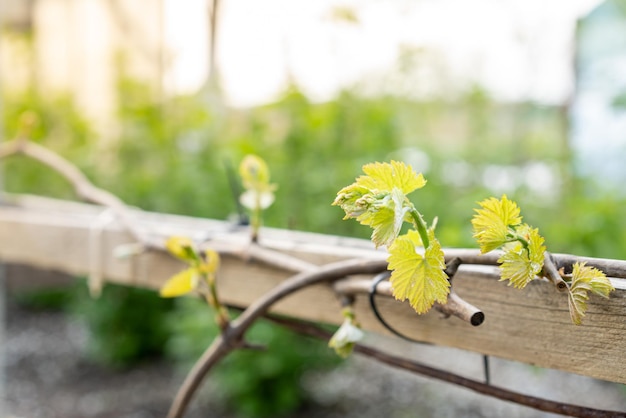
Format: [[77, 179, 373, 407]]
[[165, 236, 197, 263], [160, 268, 198, 298]]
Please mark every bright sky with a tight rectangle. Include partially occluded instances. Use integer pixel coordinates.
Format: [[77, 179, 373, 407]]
[[164, 0, 602, 107]]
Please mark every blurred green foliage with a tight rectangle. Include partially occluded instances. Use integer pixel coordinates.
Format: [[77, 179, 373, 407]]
[[4, 68, 626, 416], [71, 283, 174, 368], [2, 90, 95, 199]]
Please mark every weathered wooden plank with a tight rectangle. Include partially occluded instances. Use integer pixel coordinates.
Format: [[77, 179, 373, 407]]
[[1, 193, 626, 385]]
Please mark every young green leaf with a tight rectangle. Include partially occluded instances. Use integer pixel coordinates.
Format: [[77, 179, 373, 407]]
[[472, 195, 523, 253], [200, 248, 221, 274], [497, 225, 545, 289], [334, 161, 425, 247], [332, 184, 372, 219], [160, 268, 198, 298], [356, 160, 426, 195], [568, 262, 615, 325], [238, 154, 277, 241], [387, 230, 449, 314], [239, 154, 271, 188], [355, 188, 412, 247], [328, 314, 364, 358], [240, 189, 275, 210], [166, 236, 198, 263]]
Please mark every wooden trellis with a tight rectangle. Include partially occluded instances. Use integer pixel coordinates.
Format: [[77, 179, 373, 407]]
[[2, 192, 625, 387]]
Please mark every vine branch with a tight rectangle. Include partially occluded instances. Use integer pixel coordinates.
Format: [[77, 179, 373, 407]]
[[266, 315, 626, 418], [4, 139, 626, 418], [167, 257, 388, 418], [543, 252, 569, 291], [0, 138, 164, 250], [333, 278, 484, 326]]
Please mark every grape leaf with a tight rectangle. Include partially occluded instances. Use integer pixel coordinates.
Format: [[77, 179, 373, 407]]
[[240, 189, 276, 210], [356, 160, 426, 195], [199, 248, 221, 275], [166, 236, 198, 263], [328, 317, 364, 358], [239, 154, 271, 188], [387, 230, 449, 314], [568, 262, 614, 325], [333, 161, 426, 247], [332, 184, 372, 219], [472, 195, 523, 253], [239, 154, 277, 212], [498, 246, 539, 289], [159, 268, 198, 298], [356, 188, 411, 247], [497, 225, 545, 289]]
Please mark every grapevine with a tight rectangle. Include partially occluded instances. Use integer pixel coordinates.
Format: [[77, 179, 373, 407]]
[[333, 161, 449, 314], [335, 162, 615, 325], [471, 195, 614, 324]]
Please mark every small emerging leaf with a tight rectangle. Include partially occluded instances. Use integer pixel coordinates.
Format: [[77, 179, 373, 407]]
[[356, 160, 426, 195], [239, 155, 277, 213], [328, 317, 364, 358], [472, 195, 522, 253], [568, 262, 614, 325], [166, 236, 198, 262], [332, 184, 372, 219], [387, 230, 449, 314], [497, 226, 545, 289], [333, 161, 426, 247], [239, 154, 271, 187], [203, 249, 221, 273], [498, 246, 539, 289], [160, 268, 198, 298], [356, 188, 411, 247], [240, 189, 276, 210]]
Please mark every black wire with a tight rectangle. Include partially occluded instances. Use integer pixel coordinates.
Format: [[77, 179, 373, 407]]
[[369, 271, 431, 345], [483, 355, 491, 386]]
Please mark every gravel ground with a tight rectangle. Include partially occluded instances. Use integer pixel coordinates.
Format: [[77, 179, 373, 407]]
[[4, 301, 626, 418]]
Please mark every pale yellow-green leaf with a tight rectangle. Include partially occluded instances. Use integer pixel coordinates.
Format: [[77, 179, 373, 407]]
[[525, 225, 546, 267], [240, 189, 275, 210], [568, 284, 589, 326], [472, 195, 522, 253], [239, 154, 271, 187], [387, 230, 449, 314], [203, 248, 220, 273], [166, 236, 197, 263], [497, 225, 545, 289], [354, 188, 410, 247], [328, 317, 364, 358], [159, 268, 198, 298], [568, 262, 614, 325], [584, 266, 614, 299], [357, 205, 396, 248], [356, 160, 426, 195], [498, 246, 537, 289], [332, 184, 372, 219], [199, 248, 220, 279]]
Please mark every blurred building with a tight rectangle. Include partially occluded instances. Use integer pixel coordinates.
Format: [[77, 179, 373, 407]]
[[571, 0, 626, 189], [2, 0, 171, 136], [1, 0, 611, 151]]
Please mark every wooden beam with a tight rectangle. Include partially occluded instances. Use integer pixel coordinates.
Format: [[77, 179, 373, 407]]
[[1, 193, 626, 385]]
